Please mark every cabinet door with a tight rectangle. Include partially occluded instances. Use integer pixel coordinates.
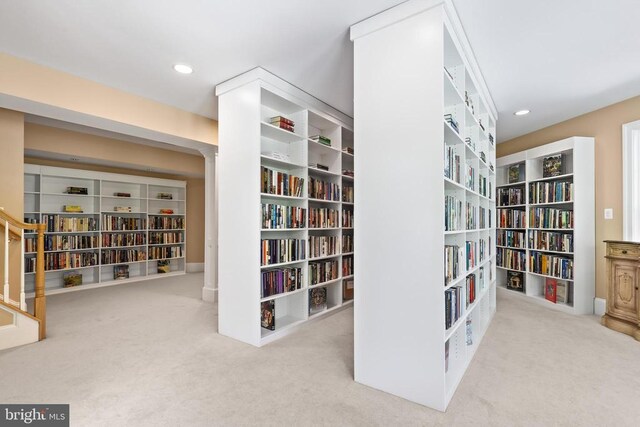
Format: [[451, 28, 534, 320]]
[[608, 260, 639, 322]]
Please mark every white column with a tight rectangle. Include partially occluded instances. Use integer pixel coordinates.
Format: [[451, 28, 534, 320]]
[[200, 148, 218, 302]]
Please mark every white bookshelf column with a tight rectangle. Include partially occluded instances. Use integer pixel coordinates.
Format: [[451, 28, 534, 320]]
[[351, 0, 497, 411]]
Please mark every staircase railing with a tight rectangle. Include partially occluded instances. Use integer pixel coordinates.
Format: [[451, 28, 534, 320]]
[[0, 207, 46, 340]]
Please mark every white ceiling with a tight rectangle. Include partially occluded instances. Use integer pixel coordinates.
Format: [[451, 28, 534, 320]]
[[1, 0, 640, 142]]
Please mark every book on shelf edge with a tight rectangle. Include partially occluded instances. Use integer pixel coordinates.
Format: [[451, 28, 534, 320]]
[[261, 300, 275, 330]]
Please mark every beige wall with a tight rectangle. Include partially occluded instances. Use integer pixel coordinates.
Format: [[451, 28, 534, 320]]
[[0, 53, 217, 146], [498, 95, 640, 300], [24, 123, 206, 264], [0, 108, 24, 325]]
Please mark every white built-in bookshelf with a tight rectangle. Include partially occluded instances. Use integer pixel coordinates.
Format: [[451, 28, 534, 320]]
[[23, 164, 186, 296], [216, 68, 354, 346], [351, 0, 497, 412], [496, 137, 595, 314]]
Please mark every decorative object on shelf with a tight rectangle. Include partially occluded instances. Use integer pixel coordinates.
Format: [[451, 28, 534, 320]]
[[542, 154, 563, 177], [544, 278, 557, 303], [66, 186, 88, 195], [113, 206, 132, 213], [309, 287, 328, 315], [508, 164, 521, 183], [261, 300, 275, 330], [157, 259, 170, 274], [342, 146, 354, 155], [157, 193, 173, 200], [113, 264, 129, 280], [269, 116, 295, 133], [310, 134, 331, 146], [342, 169, 354, 178], [159, 209, 174, 214], [63, 205, 83, 213], [506, 270, 524, 292], [309, 162, 329, 171], [343, 278, 354, 301], [114, 192, 131, 197], [63, 272, 83, 287]]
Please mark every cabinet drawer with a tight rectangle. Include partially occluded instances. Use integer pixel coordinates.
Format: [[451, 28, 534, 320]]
[[607, 243, 640, 259]]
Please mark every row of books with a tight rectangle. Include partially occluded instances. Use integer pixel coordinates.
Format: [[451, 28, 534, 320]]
[[529, 181, 573, 204], [343, 256, 354, 276], [445, 195, 463, 231], [309, 260, 339, 285], [444, 145, 461, 183], [529, 252, 573, 280], [342, 209, 353, 228], [444, 245, 463, 285], [309, 207, 339, 229], [260, 239, 306, 266], [342, 234, 353, 253], [497, 229, 526, 248], [149, 232, 184, 245], [102, 216, 146, 231], [149, 246, 183, 260], [497, 247, 526, 271], [466, 240, 477, 270], [149, 216, 185, 230], [25, 252, 99, 273], [342, 186, 354, 203], [309, 235, 339, 258], [103, 232, 146, 248], [445, 286, 462, 330], [498, 208, 526, 229], [498, 187, 525, 207], [42, 215, 98, 232], [25, 234, 100, 253], [261, 166, 305, 197], [466, 202, 477, 230], [101, 249, 147, 265], [261, 267, 303, 298], [529, 207, 573, 229], [466, 273, 476, 308], [262, 204, 306, 229], [529, 230, 573, 253], [309, 177, 340, 201]]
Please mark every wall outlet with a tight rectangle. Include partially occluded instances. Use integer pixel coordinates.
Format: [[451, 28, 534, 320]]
[[604, 208, 613, 220]]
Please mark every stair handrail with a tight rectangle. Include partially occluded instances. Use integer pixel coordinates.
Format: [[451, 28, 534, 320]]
[[0, 207, 46, 340]]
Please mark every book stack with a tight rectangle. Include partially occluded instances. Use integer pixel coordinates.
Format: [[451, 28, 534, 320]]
[[466, 273, 476, 308], [262, 204, 306, 229], [159, 209, 174, 214], [466, 240, 477, 270], [497, 230, 526, 248], [497, 248, 526, 271], [445, 195, 463, 231], [529, 207, 573, 229], [444, 114, 459, 134], [66, 186, 88, 195], [308, 207, 339, 229], [260, 238, 306, 266], [498, 187, 524, 206], [530, 252, 573, 280], [342, 186, 354, 203], [157, 193, 173, 200], [310, 135, 331, 146], [270, 116, 295, 133], [261, 267, 302, 298], [309, 260, 339, 285], [444, 146, 461, 183], [342, 169, 354, 178], [497, 208, 526, 228], [444, 244, 462, 284], [114, 192, 131, 198], [309, 162, 329, 171], [445, 286, 462, 329], [529, 230, 573, 253], [113, 206, 132, 213], [309, 235, 339, 258], [529, 181, 573, 204]]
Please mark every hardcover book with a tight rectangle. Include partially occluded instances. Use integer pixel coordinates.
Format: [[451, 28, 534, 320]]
[[261, 300, 275, 330], [157, 259, 170, 274], [545, 278, 557, 303], [506, 270, 524, 292], [113, 264, 129, 280], [309, 287, 328, 315], [508, 164, 521, 183], [63, 272, 83, 287], [543, 154, 563, 178], [310, 135, 331, 146], [556, 280, 567, 304], [343, 278, 354, 301]]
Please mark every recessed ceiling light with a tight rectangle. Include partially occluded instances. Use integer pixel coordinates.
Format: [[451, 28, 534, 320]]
[[514, 110, 530, 116], [173, 64, 193, 74]]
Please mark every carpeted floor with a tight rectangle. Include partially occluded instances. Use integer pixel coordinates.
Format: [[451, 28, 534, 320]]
[[1, 273, 639, 426]]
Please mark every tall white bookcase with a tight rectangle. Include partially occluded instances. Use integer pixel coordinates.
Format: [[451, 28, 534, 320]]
[[351, 0, 497, 412], [496, 137, 595, 314], [216, 68, 355, 347], [23, 164, 186, 296]]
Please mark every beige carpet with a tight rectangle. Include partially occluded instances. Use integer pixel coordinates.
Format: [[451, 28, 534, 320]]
[[1, 273, 639, 426]]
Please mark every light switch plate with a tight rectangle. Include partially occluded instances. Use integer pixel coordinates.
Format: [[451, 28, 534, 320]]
[[604, 208, 613, 220]]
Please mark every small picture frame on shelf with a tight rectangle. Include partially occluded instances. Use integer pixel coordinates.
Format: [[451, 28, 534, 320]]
[[508, 164, 521, 183], [63, 272, 83, 288], [113, 264, 129, 280], [309, 287, 328, 315], [157, 259, 170, 274], [506, 270, 524, 292], [542, 154, 563, 178]]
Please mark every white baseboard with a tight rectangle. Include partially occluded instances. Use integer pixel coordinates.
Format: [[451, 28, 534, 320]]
[[187, 263, 205, 273], [202, 286, 217, 303], [594, 298, 606, 316]]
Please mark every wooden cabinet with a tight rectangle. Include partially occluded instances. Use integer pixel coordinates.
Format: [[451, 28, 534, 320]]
[[602, 240, 640, 340]]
